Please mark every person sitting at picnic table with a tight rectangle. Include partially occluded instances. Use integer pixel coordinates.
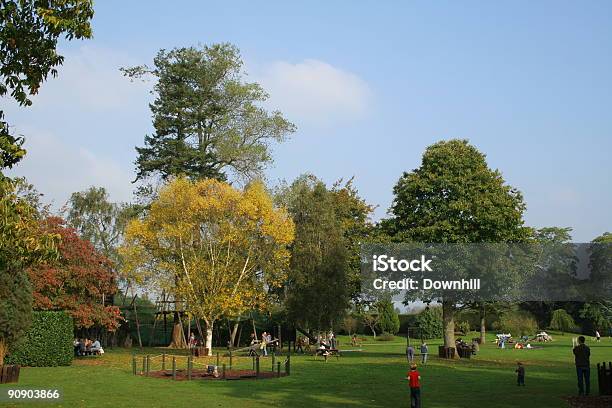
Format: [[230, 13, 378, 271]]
[[91, 339, 102, 354], [74, 338, 81, 356]]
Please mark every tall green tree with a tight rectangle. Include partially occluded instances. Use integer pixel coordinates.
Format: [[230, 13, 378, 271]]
[[122, 43, 295, 183], [387, 139, 530, 348], [377, 297, 400, 334], [0, 0, 93, 168], [284, 176, 350, 332]]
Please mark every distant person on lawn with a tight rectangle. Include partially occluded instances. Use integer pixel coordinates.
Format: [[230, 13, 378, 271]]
[[572, 336, 591, 396], [515, 362, 525, 386], [406, 345, 415, 364], [595, 330, 601, 343], [420, 342, 428, 364], [406, 364, 422, 408]]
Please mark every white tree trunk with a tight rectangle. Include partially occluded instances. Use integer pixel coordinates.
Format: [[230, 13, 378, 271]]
[[205, 322, 214, 356]]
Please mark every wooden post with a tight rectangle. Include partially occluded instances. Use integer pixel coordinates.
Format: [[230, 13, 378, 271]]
[[141, 356, 146, 375], [222, 363, 226, 379], [145, 355, 150, 376], [272, 352, 275, 371], [286, 354, 291, 376], [229, 351, 233, 369], [216, 352, 220, 367], [188, 355, 192, 380], [255, 355, 260, 378], [277, 361, 281, 377], [172, 356, 176, 380], [162, 353, 166, 370], [252, 355, 255, 370], [132, 355, 137, 375]]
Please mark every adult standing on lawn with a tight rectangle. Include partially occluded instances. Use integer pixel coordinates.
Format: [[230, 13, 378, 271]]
[[572, 336, 591, 396], [406, 345, 415, 364], [420, 342, 428, 365]]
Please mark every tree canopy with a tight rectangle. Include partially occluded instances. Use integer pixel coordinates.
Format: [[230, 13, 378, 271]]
[[28, 217, 122, 331], [121, 177, 294, 352], [122, 43, 295, 183], [387, 139, 530, 348], [0, 0, 93, 169]]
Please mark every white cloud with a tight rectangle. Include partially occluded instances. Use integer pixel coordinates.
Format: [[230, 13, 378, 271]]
[[7, 128, 134, 208], [24, 45, 151, 112], [255, 59, 371, 126]]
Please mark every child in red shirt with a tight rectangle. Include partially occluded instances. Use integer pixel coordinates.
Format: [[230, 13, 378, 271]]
[[406, 364, 421, 408]]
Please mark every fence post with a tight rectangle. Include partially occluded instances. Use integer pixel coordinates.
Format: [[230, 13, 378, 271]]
[[141, 355, 146, 374], [229, 351, 233, 369], [146, 355, 150, 376], [132, 354, 136, 375], [256, 355, 260, 378], [277, 361, 281, 378], [286, 354, 291, 376], [216, 352, 220, 367], [188, 355, 192, 380], [222, 363, 226, 379], [162, 353, 166, 371], [252, 355, 255, 370], [172, 356, 176, 380], [272, 353, 275, 371]]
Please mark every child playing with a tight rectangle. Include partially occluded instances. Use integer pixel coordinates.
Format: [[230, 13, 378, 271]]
[[406, 364, 421, 408], [515, 362, 525, 386]]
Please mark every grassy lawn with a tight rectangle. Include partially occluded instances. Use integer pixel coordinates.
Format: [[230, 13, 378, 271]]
[[1, 332, 610, 408]]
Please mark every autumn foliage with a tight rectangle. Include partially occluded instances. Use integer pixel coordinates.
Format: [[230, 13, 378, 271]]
[[27, 217, 122, 331]]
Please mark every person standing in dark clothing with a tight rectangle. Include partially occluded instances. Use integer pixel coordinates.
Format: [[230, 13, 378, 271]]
[[572, 336, 591, 396], [515, 362, 525, 386]]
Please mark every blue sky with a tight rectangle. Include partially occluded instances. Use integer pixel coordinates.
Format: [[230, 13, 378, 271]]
[[5, 0, 612, 241]]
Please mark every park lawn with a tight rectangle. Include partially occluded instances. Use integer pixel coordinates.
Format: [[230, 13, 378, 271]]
[[1, 332, 610, 408]]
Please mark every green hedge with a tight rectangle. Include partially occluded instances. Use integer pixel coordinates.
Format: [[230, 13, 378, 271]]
[[6, 311, 73, 367]]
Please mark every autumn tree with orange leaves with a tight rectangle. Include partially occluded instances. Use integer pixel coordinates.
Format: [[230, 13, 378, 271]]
[[121, 178, 294, 353], [28, 217, 122, 331]]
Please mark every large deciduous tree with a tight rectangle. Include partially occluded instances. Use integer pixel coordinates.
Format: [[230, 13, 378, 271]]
[[283, 176, 351, 332], [0, 0, 93, 168], [387, 139, 530, 349], [122, 43, 295, 183], [121, 177, 294, 353], [64, 187, 141, 299], [27, 217, 122, 331]]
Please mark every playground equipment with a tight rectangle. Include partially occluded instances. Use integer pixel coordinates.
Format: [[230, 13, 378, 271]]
[[131, 351, 291, 381]]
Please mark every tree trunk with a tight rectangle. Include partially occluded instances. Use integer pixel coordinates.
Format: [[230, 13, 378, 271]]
[[169, 312, 186, 348], [230, 321, 239, 348], [0, 338, 6, 366], [479, 305, 486, 345], [442, 300, 457, 354], [205, 321, 214, 356]]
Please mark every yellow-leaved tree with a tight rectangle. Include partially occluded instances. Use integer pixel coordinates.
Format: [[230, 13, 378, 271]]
[[121, 178, 294, 354]]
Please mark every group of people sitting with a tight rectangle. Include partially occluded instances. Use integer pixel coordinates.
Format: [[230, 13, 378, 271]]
[[74, 338, 103, 356], [496, 333, 544, 350]]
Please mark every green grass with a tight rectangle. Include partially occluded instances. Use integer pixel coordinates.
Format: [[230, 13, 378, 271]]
[[1, 332, 610, 408]]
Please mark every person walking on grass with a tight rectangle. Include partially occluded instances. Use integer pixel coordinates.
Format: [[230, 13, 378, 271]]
[[515, 362, 525, 386], [406, 345, 415, 364], [420, 342, 428, 365], [572, 336, 591, 396], [595, 330, 601, 343], [406, 364, 421, 408]]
